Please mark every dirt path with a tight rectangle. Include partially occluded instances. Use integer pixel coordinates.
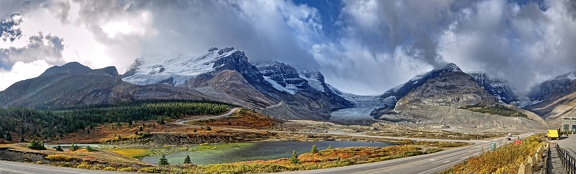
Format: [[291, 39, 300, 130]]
[[174, 108, 240, 125]]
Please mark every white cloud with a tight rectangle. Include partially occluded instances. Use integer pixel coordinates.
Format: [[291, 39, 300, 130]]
[[312, 39, 432, 95], [0, 60, 51, 90]]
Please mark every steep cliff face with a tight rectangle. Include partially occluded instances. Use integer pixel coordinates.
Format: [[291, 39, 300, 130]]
[[527, 72, 576, 102], [187, 70, 278, 108], [469, 72, 518, 104]]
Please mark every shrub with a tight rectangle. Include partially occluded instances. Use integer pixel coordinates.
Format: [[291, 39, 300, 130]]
[[425, 148, 442, 154], [119, 167, 137, 172], [55, 145, 63, 151], [86, 146, 97, 152], [90, 164, 104, 170], [138, 167, 164, 173], [76, 162, 91, 169], [45, 154, 72, 161], [69, 144, 80, 151], [444, 135, 543, 174], [28, 140, 46, 150], [104, 167, 117, 171]]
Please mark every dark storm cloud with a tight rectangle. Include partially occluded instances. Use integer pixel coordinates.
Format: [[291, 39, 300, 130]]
[[437, 0, 576, 91], [339, 0, 470, 68], [565, 0, 576, 18], [316, 0, 576, 94], [0, 32, 65, 70]]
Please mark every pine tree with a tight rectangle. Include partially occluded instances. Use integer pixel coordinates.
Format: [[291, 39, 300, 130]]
[[290, 150, 299, 164], [311, 145, 318, 154], [159, 155, 169, 166], [206, 126, 212, 131], [183, 155, 191, 164], [55, 145, 63, 151], [20, 136, 24, 142]]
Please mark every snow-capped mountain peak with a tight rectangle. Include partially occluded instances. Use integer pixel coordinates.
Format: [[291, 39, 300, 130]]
[[568, 72, 576, 80], [554, 71, 576, 81], [468, 72, 518, 103], [435, 63, 462, 72], [122, 47, 241, 86], [295, 66, 325, 93], [255, 61, 307, 94], [255, 61, 328, 94]]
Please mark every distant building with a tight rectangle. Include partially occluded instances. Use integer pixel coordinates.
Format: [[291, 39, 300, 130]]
[[561, 117, 576, 132]]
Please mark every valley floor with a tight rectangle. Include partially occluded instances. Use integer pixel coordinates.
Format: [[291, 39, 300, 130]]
[[0, 108, 545, 173]]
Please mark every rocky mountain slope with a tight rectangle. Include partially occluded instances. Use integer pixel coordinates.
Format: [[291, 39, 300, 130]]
[[393, 68, 498, 110], [369, 63, 546, 130], [527, 72, 576, 102], [377, 63, 465, 110], [0, 47, 352, 121], [377, 64, 519, 110], [0, 62, 210, 109], [123, 47, 352, 120], [525, 72, 576, 125]]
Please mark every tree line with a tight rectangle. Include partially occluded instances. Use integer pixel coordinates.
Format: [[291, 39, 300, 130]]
[[0, 101, 229, 142]]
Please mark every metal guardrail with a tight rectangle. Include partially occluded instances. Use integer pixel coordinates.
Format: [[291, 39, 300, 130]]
[[556, 144, 576, 174]]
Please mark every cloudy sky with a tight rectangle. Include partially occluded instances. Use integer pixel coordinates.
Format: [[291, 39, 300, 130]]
[[1, 0, 576, 95]]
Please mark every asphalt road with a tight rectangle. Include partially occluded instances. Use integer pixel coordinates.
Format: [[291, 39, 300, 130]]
[[554, 133, 576, 157], [0, 160, 124, 174], [277, 133, 533, 174]]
